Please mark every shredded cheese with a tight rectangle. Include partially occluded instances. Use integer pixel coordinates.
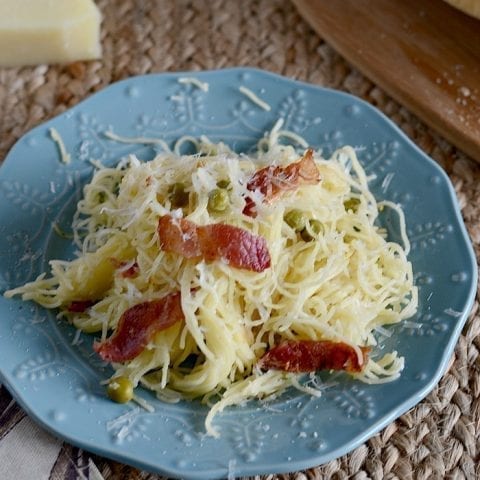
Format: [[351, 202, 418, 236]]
[[178, 76, 209, 92], [238, 86, 271, 111], [444, 308, 462, 317], [71, 328, 82, 346], [49, 127, 71, 164], [132, 394, 155, 412]]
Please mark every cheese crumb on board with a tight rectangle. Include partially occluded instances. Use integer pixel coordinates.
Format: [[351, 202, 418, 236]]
[[0, 0, 102, 67]]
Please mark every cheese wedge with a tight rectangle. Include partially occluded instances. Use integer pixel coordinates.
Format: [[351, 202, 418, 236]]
[[0, 0, 102, 67], [443, 0, 480, 19]]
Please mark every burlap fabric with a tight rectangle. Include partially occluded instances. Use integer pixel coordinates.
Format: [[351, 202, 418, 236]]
[[0, 1, 478, 479]]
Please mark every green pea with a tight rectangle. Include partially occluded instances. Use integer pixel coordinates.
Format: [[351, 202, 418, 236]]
[[344, 197, 361, 212], [107, 376, 134, 403], [216, 179, 230, 189], [97, 191, 106, 203], [301, 219, 324, 241], [208, 188, 229, 212], [113, 181, 121, 195], [284, 209, 307, 232], [168, 182, 189, 208]]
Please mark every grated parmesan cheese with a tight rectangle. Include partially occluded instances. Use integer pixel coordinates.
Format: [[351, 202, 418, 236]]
[[444, 308, 462, 317], [239, 86, 271, 111], [71, 328, 82, 346], [178, 76, 209, 92], [49, 127, 71, 164], [132, 394, 155, 413]]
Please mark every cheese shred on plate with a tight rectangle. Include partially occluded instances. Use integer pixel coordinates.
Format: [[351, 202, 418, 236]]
[[5, 125, 418, 437]]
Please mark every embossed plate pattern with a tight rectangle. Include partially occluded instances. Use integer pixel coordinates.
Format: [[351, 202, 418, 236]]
[[0, 69, 476, 479]]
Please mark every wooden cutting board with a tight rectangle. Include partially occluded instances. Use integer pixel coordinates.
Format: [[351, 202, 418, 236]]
[[293, 0, 480, 163]]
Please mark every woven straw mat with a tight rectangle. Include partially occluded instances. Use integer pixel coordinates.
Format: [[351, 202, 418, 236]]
[[0, 1, 479, 479]]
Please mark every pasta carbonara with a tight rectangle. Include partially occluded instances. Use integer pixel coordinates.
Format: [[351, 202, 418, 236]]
[[5, 123, 418, 436]]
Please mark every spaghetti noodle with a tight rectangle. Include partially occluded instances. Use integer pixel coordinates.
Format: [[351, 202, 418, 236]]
[[5, 126, 418, 436]]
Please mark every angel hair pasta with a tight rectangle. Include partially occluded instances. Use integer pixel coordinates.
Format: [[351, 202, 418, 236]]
[[5, 123, 418, 437]]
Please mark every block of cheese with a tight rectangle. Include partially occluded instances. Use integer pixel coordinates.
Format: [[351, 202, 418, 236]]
[[443, 0, 480, 19], [0, 0, 102, 67]]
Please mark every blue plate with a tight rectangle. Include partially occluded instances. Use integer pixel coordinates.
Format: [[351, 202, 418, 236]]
[[0, 69, 476, 479]]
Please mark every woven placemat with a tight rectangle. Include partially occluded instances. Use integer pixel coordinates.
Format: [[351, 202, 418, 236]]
[[0, 1, 478, 479]]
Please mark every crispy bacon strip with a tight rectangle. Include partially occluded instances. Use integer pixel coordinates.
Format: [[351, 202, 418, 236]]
[[258, 340, 369, 373], [243, 149, 320, 216], [93, 292, 183, 362], [68, 300, 96, 313], [158, 215, 271, 272]]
